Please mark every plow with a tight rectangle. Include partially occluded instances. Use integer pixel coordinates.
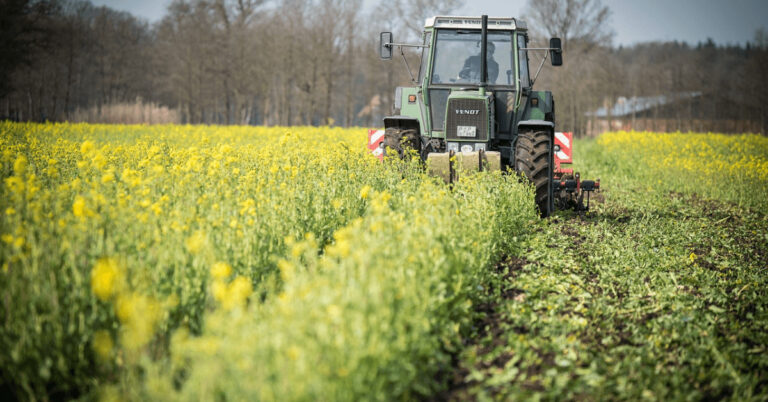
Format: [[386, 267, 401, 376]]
[[370, 15, 599, 215]]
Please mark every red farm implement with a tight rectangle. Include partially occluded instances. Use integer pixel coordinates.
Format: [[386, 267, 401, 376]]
[[553, 132, 600, 211]]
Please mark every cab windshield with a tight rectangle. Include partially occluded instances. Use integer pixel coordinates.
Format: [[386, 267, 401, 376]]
[[431, 30, 514, 86]]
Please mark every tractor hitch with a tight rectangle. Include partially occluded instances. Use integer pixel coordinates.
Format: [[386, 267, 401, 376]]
[[554, 175, 600, 211]]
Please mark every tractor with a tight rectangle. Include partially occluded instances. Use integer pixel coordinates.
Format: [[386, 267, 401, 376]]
[[373, 15, 599, 216]]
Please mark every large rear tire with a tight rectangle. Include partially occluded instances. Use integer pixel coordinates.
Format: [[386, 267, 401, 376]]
[[515, 130, 552, 216]]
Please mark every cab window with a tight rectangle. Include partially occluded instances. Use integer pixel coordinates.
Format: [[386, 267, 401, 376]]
[[431, 30, 513, 85]]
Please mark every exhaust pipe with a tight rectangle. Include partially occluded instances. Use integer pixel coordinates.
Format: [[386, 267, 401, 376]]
[[480, 15, 488, 95]]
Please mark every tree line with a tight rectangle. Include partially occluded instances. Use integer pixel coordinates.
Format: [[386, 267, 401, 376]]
[[1, 0, 766, 134]]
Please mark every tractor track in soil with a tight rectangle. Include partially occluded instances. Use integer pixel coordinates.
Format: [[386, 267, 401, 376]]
[[437, 196, 608, 400], [436, 255, 540, 401]]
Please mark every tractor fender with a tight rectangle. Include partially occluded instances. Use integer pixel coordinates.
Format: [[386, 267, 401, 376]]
[[383, 116, 420, 135], [516, 119, 555, 143], [517, 120, 554, 130]]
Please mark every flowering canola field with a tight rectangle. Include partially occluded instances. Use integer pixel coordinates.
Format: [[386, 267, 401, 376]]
[[597, 131, 768, 212], [2, 124, 767, 400], [0, 122, 536, 400]]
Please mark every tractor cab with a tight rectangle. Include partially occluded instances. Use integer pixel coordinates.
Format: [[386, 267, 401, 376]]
[[424, 17, 529, 149]]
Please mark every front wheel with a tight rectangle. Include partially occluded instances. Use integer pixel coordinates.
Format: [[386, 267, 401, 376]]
[[515, 130, 552, 216], [383, 127, 420, 159]]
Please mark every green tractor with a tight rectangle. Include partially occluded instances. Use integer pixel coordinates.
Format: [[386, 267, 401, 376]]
[[375, 15, 598, 215]]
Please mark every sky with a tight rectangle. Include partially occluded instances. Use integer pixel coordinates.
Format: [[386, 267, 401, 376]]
[[93, 0, 768, 47]]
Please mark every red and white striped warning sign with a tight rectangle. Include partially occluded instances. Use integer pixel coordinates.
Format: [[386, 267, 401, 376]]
[[554, 131, 573, 164], [368, 129, 385, 160]]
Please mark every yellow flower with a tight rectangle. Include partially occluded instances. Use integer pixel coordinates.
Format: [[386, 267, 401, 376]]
[[115, 292, 162, 351], [210, 262, 232, 280], [91, 152, 107, 170], [92, 330, 114, 361], [212, 281, 227, 302], [185, 230, 207, 255], [4, 176, 24, 194], [13, 155, 28, 176], [72, 195, 94, 218], [213, 276, 253, 311], [371, 191, 391, 212], [101, 171, 115, 184], [224, 276, 253, 310], [80, 140, 95, 155], [359, 185, 372, 200], [277, 259, 295, 281], [327, 238, 350, 258], [115, 293, 134, 323], [90, 257, 123, 301]]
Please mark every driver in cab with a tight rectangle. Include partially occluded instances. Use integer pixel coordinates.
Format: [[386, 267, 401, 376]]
[[458, 41, 499, 84]]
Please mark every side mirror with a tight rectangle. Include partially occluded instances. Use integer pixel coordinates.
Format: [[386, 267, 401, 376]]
[[380, 32, 393, 60], [549, 38, 563, 66]]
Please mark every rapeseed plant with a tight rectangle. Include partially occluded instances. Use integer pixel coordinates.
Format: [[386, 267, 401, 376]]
[[90, 257, 124, 301]]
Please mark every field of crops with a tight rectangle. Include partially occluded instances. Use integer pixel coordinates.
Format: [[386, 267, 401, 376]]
[[1, 123, 767, 400]]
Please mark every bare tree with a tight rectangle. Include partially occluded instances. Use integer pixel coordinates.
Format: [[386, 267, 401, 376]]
[[380, 0, 460, 40], [522, 0, 613, 136], [524, 0, 612, 51]]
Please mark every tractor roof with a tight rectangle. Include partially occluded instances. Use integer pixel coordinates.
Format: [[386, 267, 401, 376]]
[[424, 16, 527, 31]]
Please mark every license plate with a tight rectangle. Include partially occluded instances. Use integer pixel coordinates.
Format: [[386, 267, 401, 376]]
[[457, 125, 476, 137]]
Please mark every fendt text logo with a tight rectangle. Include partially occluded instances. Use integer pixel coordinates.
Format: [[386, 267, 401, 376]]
[[455, 109, 480, 115]]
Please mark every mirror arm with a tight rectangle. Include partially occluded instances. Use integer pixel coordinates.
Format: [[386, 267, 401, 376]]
[[399, 46, 417, 84], [386, 43, 428, 84], [386, 42, 430, 49], [530, 50, 549, 87]]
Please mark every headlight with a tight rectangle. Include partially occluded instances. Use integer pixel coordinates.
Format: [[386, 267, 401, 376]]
[[460, 144, 473, 153], [553, 144, 560, 152], [447, 142, 459, 152]]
